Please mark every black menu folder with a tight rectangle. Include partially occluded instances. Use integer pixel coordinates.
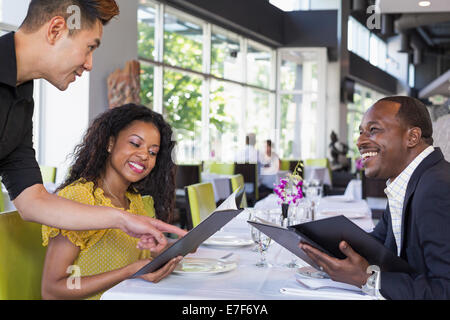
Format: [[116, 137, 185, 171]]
[[131, 187, 244, 278], [248, 215, 414, 274]]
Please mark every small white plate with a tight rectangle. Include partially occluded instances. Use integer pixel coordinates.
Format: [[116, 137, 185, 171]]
[[202, 235, 254, 247], [173, 258, 237, 275], [319, 210, 366, 219]]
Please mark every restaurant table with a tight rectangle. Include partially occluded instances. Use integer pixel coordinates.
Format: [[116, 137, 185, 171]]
[[101, 196, 375, 300]]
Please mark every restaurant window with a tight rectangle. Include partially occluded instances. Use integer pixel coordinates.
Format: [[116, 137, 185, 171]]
[[269, 0, 339, 11], [349, 17, 388, 71], [348, 16, 370, 61], [163, 69, 203, 163], [163, 8, 203, 72], [138, 2, 156, 61], [138, 1, 277, 163], [408, 63, 415, 88], [278, 49, 322, 160], [209, 80, 242, 162], [139, 61, 154, 108], [246, 88, 275, 149], [211, 26, 242, 82], [247, 41, 273, 90]]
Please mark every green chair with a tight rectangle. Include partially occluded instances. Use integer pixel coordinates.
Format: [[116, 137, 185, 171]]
[[141, 195, 156, 218], [0, 211, 46, 300], [39, 166, 57, 183], [229, 174, 248, 208], [234, 163, 258, 205], [184, 182, 216, 230], [280, 159, 291, 171], [0, 192, 4, 213], [207, 162, 235, 175]]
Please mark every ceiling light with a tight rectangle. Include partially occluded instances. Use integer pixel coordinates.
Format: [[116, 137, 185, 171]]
[[418, 1, 431, 7]]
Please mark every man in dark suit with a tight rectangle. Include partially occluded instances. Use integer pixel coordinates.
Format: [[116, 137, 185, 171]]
[[300, 96, 450, 299]]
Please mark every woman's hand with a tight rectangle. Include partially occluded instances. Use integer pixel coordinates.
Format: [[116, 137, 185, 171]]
[[133, 256, 183, 283], [136, 219, 188, 250]]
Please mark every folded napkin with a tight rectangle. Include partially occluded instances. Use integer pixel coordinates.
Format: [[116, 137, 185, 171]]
[[279, 273, 372, 300]]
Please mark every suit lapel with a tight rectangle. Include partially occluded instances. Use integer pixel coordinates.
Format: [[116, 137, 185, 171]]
[[399, 148, 444, 256]]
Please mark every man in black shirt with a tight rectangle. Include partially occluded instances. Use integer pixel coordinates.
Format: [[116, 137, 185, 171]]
[[0, 0, 185, 250]]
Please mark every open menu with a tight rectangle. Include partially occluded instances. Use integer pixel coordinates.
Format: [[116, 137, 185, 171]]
[[248, 215, 414, 274], [131, 187, 244, 277]]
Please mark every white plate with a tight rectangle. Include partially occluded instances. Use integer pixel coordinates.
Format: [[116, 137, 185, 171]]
[[202, 235, 254, 247], [319, 210, 366, 219], [173, 258, 237, 275]]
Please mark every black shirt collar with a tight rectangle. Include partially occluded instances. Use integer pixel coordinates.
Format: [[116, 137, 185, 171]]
[[0, 31, 19, 88]]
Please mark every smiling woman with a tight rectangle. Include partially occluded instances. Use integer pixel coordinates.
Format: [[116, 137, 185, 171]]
[[40, 104, 186, 300]]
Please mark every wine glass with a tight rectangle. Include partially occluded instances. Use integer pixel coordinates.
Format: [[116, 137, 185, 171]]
[[249, 210, 274, 268], [248, 208, 262, 252], [305, 179, 323, 220], [283, 203, 302, 268]]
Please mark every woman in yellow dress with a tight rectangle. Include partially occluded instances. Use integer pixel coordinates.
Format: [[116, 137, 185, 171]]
[[41, 104, 186, 300]]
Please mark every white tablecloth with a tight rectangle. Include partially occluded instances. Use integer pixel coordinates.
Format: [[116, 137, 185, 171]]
[[101, 200, 375, 300]]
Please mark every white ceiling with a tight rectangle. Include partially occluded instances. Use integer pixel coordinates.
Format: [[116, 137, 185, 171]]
[[376, 0, 450, 14]]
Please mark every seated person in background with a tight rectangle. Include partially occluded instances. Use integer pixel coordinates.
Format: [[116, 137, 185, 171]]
[[41, 104, 186, 300], [259, 140, 281, 196], [260, 140, 280, 176], [300, 96, 450, 299], [234, 133, 261, 165]]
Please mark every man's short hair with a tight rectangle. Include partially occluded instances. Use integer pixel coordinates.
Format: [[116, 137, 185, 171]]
[[378, 96, 434, 145], [20, 0, 119, 34]]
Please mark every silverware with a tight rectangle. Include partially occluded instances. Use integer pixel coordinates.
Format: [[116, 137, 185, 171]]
[[218, 252, 234, 263]]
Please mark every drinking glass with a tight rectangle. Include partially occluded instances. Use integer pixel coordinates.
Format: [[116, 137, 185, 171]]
[[304, 179, 323, 220], [296, 198, 314, 223], [249, 209, 275, 267], [247, 208, 262, 252], [283, 204, 302, 268]]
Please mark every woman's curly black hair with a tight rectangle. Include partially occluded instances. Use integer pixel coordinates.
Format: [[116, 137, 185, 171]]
[[57, 103, 176, 223]]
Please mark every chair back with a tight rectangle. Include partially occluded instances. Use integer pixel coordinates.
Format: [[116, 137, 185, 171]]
[[0, 211, 46, 300], [234, 163, 258, 203], [361, 171, 387, 199], [175, 164, 201, 189], [39, 166, 57, 183], [184, 182, 216, 230], [141, 195, 156, 218], [207, 162, 235, 175], [0, 192, 4, 212], [229, 174, 248, 208]]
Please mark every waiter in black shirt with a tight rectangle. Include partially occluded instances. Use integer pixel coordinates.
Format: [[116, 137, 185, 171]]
[[0, 0, 185, 250]]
